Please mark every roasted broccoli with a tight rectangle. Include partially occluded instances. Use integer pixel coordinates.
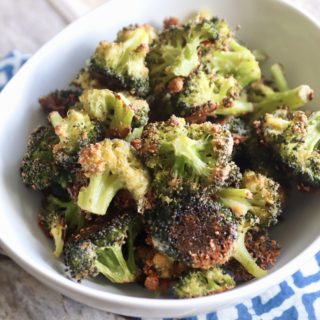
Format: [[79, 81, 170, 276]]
[[135, 116, 239, 200], [77, 139, 149, 215], [217, 170, 283, 227], [252, 84, 314, 119], [226, 229, 280, 283], [145, 194, 238, 269], [258, 109, 320, 188], [39, 195, 83, 257], [20, 126, 59, 190], [147, 16, 219, 93], [146, 193, 267, 278], [71, 67, 101, 90], [173, 267, 235, 298], [64, 212, 140, 283], [79, 89, 149, 138], [39, 90, 81, 116], [202, 38, 261, 88], [90, 24, 157, 96], [163, 71, 253, 120], [49, 109, 104, 168]]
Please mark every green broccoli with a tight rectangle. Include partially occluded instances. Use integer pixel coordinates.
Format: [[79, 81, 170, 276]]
[[77, 139, 149, 215], [146, 193, 267, 278], [270, 63, 289, 92], [136, 116, 239, 200], [48, 109, 104, 168], [252, 85, 314, 119], [64, 213, 140, 283], [259, 109, 320, 188], [163, 70, 253, 120], [147, 16, 219, 93], [39, 195, 83, 257], [79, 89, 149, 138], [217, 170, 283, 227], [20, 126, 59, 190], [90, 24, 157, 96], [173, 267, 235, 298], [202, 38, 261, 88]]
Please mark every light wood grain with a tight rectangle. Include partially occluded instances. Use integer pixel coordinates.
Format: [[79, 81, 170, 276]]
[[0, 0, 67, 57]]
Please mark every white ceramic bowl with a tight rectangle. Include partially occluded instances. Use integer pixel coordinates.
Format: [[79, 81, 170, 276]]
[[1, 0, 320, 317]]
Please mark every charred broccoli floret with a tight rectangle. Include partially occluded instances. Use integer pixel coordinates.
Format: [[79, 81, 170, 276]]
[[259, 109, 320, 188], [77, 139, 149, 215], [20, 126, 59, 190], [79, 89, 149, 138], [39, 195, 83, 257], [136, 116, 238, 199], [90, 24, 157, 96], [173, 267, 235, 298], [147, 16, 219, 92], [145, 194, 237, 269], [226, 229, 280, 283], [164, 71, 253, 119], [64, 213, 140, 282], [146, 194, 267, 278], [49, 109, 104, 168], [217, 170, 283, 227], [39, 90, 81, 116]]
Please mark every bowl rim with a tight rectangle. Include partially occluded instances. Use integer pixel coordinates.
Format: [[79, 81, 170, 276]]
[[0, 0, 320, 313]]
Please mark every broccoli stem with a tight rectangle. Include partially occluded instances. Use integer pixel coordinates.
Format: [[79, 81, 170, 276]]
[[232, 230, 267, 278], [51, 224, 64, 257], [218, 188, 253, 216], [253, 85, 313, 119], [213, 100, 254, 116], [96, 244, 137, 283], [77, 171, 123, 215], [271, 64, 289, 92]]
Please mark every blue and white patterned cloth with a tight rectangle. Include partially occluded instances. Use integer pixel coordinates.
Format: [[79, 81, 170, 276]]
[[1, 51, 320, 320]]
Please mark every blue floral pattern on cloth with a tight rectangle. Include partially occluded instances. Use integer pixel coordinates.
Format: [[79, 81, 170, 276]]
[[1, 51, 320, 320]]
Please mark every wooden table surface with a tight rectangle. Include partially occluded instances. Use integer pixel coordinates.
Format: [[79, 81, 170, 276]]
[[1, 0, 319, 319]]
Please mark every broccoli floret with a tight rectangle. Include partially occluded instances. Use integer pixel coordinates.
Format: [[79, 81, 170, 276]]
[[64, 213, 140, 282], [79, 89, 149, 138], [259, 109, 320, 188], [136, 116, 238, 199], [39, 90, 81, 116], [145, 194, 238, 269], [147, 16, 219, 93], [163, 70, 253, 119], [202, 39, 261, 88], [71, 67, 102, 90], [20, 126, 59, 190], [252, 85, 314, 119], [39, 195, 83, 257], [90, 24, 157, 96], [49, 109, 104, 168], [173, 267, 235, 298], [146, 193, 267, 278], [217, 170, 283, 227], [77, 139, 149, 215]]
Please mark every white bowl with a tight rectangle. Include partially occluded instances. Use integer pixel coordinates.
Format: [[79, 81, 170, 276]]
[[1, 0, 320, 317]]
